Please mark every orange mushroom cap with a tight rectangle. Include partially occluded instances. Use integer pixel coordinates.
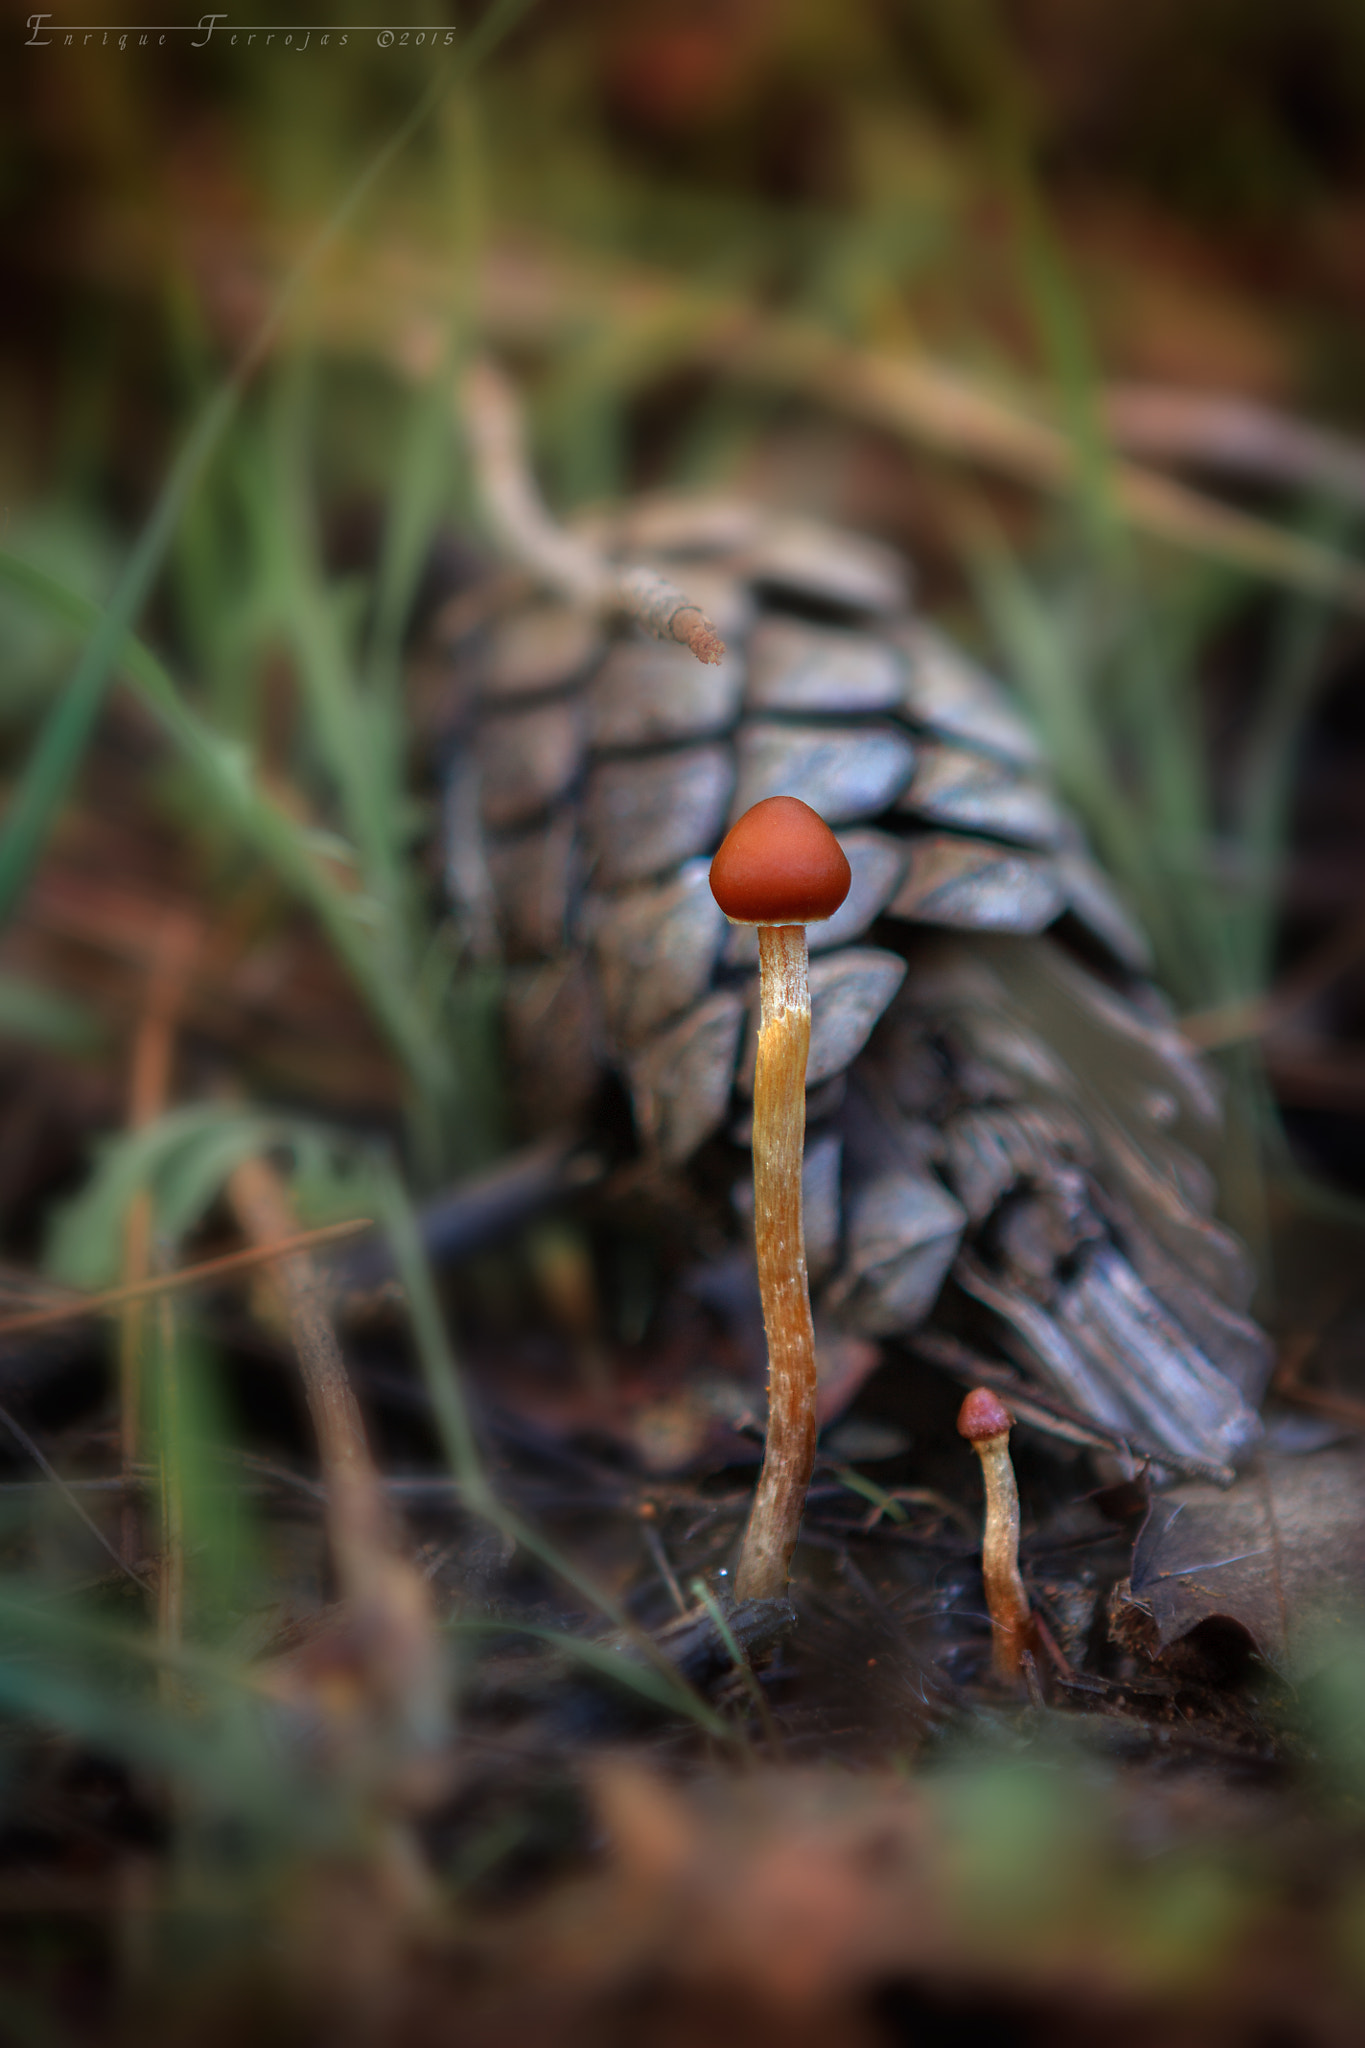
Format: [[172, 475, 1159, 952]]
[[957, 1388, 1013, 1443], [709, 796, 852, 926]]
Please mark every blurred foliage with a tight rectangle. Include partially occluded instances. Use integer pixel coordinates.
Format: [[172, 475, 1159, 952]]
[[2, 1, 1365, 2033], [7, 0, 1361, 1241]]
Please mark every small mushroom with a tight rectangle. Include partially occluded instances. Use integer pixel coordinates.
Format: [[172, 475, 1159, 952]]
[[956, 1387, 1033, 1681], [710, 796, 852, 1599]]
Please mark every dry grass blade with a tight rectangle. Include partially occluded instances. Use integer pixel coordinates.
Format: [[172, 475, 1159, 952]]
[[469, 256, 1365, 609], [1183, 908, 1365, 1051], [227, 1157, 376, 1505], [757, 330, 1365, 612], [1105, 384, 1365, 508], [41, 192, 1365, 610]]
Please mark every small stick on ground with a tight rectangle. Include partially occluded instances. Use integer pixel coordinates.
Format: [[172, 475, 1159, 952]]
[[460, 357, 726, 666], [1103, 383, 1365, 510], [0, 1218, 373, 1341]]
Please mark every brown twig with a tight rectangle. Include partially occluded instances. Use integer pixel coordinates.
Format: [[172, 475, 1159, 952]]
[[1261, 1045, 1365, 1112], [226, 1156, 390, 1557], [53, 196, 1365, 611], [460, 357, 726, 665], [1274, 1382, 1365, 1434], [759, 330, 1365, 612], [1104, 384, 1365, 511], [0, 1218, 373, 1340], [1182, 907, 1365, 1050]]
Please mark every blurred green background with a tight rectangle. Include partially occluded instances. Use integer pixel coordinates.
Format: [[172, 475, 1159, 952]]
[[7, 0, 1365, 1230]]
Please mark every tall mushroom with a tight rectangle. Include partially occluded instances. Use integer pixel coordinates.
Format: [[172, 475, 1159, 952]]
[[710, 796, 852, 1600], [957, 1387, 1033, 1681]]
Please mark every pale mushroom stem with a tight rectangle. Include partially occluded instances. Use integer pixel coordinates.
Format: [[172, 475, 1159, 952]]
[[734, 922, 817, 1602], [974, 1433, 1031, 1681]]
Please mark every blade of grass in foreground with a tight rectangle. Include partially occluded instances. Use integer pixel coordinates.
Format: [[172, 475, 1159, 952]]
[[0, 380, 234, 931], [448, 1619, 733, 1738], [0, 0, 536, 930], [366, 86, 487, 706], [0, 1589, 352, 1852], [377, 1162, 630, 1620]]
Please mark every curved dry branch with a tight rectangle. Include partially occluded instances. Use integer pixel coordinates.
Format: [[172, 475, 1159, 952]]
[[460, 357, 726, 666]]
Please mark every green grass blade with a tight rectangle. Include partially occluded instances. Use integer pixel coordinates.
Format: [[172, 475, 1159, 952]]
[[367, 90, 486, 702], [0, 384, 236, 929], [374, 1159, 485, 1493], [448, 1617, 733, 1738], [376, 1162, 734, 1734], [0, 970, 102, 1054], [0, 550, 447, 1097], [265, 359, 407, 910], [0, 0, 536, 930]]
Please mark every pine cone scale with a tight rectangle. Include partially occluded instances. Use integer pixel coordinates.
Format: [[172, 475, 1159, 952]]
[[442, 495, 1271, 1477]]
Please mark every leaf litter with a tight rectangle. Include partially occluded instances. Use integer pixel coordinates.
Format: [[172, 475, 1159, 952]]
[[1125, 1436, 1365, 1671]]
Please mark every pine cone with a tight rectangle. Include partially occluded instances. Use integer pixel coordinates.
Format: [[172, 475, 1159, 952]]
[[438, 494, 1270, 1482]]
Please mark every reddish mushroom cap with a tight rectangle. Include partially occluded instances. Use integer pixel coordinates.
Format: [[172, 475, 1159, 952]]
[[957, 1387, 1013, 1443], [709, 796, 852, 925]]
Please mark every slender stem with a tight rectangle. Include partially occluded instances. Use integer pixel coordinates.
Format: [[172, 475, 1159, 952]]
[[734, 924, 816, 1601], [975, 1434, 1031, 1680], [227, 1153, 446, 1754], [226, 1155, 386, 1558], [118, 1192, 152, 1569]]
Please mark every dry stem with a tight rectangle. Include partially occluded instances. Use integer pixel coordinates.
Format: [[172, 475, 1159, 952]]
[[460, 357, 726, 665], [734, 924, 816, 1602], [227, 1155, 389, 1570], [226, 1155, 445, 1774]]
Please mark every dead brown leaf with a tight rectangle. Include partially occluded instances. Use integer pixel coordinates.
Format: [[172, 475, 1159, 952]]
[[1126, 1442, 1365, 1668]]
